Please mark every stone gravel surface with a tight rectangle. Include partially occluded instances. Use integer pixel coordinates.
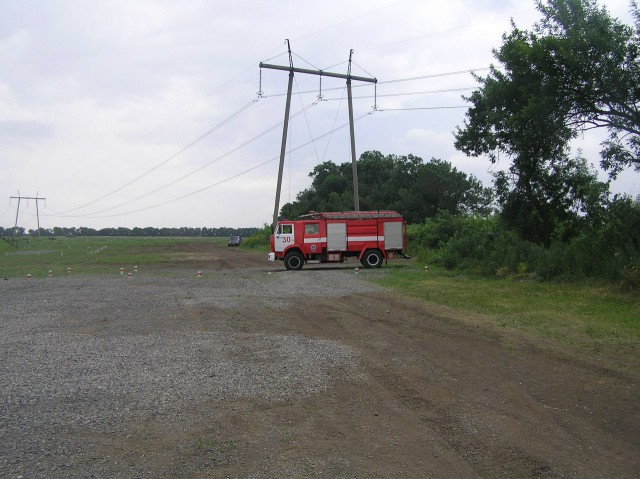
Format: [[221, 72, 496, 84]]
[[4, 257, 637, 479], [0, 271, 380, 479]]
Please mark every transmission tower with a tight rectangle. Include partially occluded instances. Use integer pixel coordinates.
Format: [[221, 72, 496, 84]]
[[260, 40, 377, 229], [10, 193, 46, 236]]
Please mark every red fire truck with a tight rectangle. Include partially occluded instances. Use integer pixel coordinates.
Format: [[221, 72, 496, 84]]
[[268, 211, 408, 270]]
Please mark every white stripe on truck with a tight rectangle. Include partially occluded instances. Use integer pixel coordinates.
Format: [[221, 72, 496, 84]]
[[304, 236, 384, 243], [348, 236, 383, 242]]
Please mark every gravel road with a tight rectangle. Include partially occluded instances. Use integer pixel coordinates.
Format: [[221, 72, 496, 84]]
[[1, 269, 380, 479], [1, 245, 639, 478]]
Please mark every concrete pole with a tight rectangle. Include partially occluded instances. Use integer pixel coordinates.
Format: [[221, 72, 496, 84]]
[[347, 77, 359, 212], [13, 196, 21, 238], [35, 195, 41, 236], [272, 70, 294, 230]]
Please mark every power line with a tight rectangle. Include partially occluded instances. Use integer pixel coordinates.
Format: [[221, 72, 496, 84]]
[[52, 110, 374, 219], [48, 100, 322, 218], [261, 68, 488, 98], [58, 97, 261, 215], [50, 50, 378, 219], [48, 74, 476, 219], [43, 59, 488, 221], [62, 43, 296, 214], [49, 46, 287, 193], [295, 77, 320, 164], [323, 85, 347, 164], [378, 68, 490, 84], [321, 86, 475, 101], [376, 105, 469, 111]]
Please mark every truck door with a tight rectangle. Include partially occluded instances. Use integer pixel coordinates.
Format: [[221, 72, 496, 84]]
[[274, 223, 295, 253], [304, 222, 321, 254], [383, 221, 404, 249], [327, 223, 347, 251]]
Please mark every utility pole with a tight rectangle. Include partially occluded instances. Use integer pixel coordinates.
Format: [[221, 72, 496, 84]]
[[10, 193, 46, 237], [271, 40, 295, 233], [346, 49, 359, 212], [261, 42, 376, 229]]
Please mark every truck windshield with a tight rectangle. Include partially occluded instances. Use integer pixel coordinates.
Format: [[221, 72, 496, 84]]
[[278, 224, 293, 234]]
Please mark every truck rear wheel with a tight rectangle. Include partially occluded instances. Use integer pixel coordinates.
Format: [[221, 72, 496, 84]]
[[361, 249, 383, 268], [284, 251, 304, 270]]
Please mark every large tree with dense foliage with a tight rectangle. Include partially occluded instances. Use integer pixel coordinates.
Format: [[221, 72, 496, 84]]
[[454, 0, 635, 245], [457, 0, 640, 174], [279, 151, 493, 223], [538, 0, 640, 176], [397, 159, 493, 223]]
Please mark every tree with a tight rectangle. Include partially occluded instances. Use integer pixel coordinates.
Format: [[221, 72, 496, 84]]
[[538, 0, 640, 177], [454, 0, 635, 244], [457, 0, 639, 175], [494, 153, 609, 245], [280, 152, 492, 223], [398, 160, 493, 224], [356, 151, 423, 210]]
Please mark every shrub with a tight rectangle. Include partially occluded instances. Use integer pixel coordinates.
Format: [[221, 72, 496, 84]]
[[409, 197, 640, 284], [621, 263, 640, 291], [242, 224, 271, 249]]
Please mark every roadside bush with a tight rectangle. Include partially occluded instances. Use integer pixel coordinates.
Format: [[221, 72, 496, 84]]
[[408, 207, 640, 285], [242, 224, 271, 249], [621, 263, 640, 291], [484, 229, 536, 277], [532, 242, 571, 280], [408, 212, 483, 250], [411, 214, 534, 275]]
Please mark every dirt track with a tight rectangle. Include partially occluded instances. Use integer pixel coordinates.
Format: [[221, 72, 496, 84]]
[[3, 243, 639, 478]]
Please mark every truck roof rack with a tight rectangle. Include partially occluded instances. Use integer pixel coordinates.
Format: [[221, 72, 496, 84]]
[[298, 210, 402, 220]]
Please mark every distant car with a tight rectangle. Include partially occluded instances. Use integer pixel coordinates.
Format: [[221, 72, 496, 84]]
[[227, 235, 241, 247]]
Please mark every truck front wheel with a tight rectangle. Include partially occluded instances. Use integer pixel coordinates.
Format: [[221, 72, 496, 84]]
[[361, 249, 383, 268], [284, 251, 305, 270]]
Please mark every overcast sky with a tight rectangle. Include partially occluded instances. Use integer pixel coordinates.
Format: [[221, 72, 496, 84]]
[[1, 0, 638, 230]]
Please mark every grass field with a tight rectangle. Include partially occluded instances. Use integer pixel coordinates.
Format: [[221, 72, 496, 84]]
[[376, 264, 640, 361], [0, 236, 226, 278]]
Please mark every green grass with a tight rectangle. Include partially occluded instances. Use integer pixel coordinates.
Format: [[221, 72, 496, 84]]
[[0, 236, 226, 278], [375, 263, 640, 358]]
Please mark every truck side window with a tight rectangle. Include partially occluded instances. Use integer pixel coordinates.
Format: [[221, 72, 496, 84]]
[[305, 223, 319, 235], [281, 224, 293, 234]]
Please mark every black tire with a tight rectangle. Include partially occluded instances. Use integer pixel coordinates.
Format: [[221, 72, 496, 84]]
[[284, 251, 305, 270], [361, 249, 383, 268]]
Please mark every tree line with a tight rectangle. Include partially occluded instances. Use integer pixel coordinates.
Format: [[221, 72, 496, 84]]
[[1, 226, 259, 238]]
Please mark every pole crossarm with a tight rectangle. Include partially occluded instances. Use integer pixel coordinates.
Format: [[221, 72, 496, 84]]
[[259, 63, 377, 84]]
